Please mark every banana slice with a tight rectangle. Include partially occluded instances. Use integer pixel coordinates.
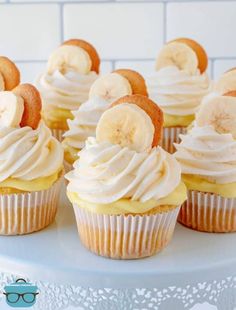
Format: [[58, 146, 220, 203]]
[[112, 94, 164, 147], [156, 41, 198, 75], [47, 45, 92, 75], [63, 39, 100, 74], [196, 93, 236, 138], [89, 73, 132, 101], [0, 73, 5, 91], [0, 91, 24, 127], [172, 38, 208, 74], [215, 68, 236, 94], [96, 103, 154, 152]]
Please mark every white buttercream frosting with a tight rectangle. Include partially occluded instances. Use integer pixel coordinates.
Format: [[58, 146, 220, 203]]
[[0, 121, 63, 181], [66, 137, 181, 203], [175, 125, 236, 183], [147, 66, 211, 116], [35, 70, 98, 111], [63, 97, 110, 150]]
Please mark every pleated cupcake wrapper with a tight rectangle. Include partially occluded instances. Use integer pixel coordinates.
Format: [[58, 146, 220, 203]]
[[73, 205, 180, 259], [51, 129, 66, 142], [64, 160, 73, 174], [0, 177, 63, 235], [178, 190, 236, 232], [160, 127, 187, 154]]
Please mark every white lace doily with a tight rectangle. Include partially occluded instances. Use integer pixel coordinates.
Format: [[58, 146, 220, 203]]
[[0, 272, 235, 310]]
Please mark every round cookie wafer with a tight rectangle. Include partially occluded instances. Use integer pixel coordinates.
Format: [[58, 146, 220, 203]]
[[0, 56, 20, 90], [13, 84, 42, 129], [114, 69, 148, 97], [224, 90, 236, 97]]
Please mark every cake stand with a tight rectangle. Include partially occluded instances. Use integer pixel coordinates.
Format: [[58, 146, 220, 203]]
[[0, 185, 235, 310]]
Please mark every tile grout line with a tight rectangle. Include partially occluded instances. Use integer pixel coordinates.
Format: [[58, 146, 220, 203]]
[[163, 1, 167, 44], [163, 0, 236, 2], [13, 57, 236, 63], [59, 2, 64, 42], [6, 0, 236, 3], [5, 0, 144, 4], [210, 57, 236, 61], [210, 59, 215, 79], [111, 60, 116, 70]]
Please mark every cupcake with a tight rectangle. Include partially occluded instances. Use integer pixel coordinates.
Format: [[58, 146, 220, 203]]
[[175, 91, 236, 232], [62, 69, 148, 171], [35, 39, 100, 141], [215, 67, 236, 94], [147, 38, 211, 153], [66, 94, 187, 259], [0, 83, 64, 235]]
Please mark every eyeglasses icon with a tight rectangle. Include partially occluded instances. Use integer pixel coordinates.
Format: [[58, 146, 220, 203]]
[[4, 278, 39, 308], [4, 292, 39, 304]]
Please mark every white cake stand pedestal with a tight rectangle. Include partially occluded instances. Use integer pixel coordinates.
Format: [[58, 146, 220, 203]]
[[0, 189, 235, 310]]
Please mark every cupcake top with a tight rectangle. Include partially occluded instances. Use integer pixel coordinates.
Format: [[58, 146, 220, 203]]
[[147, 38, 211, 124], [0, 84, 63, 190], [147, 66, 210, 116], [35, 39, 100, 112], [63, 69, 148, 152], [66, 95, 186, 214], [175, 92, 236, 184], [0, 121, 63, 182], [36, 70, 98, 111]]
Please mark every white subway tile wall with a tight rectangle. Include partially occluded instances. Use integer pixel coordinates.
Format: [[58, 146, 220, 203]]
[[0, 5, 60, 61], [16, 62, 46, 84], [115, 61, 156, 75], [167, 1, 236, 58], [213, 60, 236, 79], [64, 3, 164, 59], [0, 0, 235, 83]]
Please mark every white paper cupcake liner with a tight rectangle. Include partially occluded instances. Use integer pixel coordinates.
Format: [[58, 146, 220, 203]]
[[160, 127, 187, 154], [73, 205, 180, 259], [0, 177, 63, 235], [64, 160, 73, 174], [178, 190, 236, 232], [51, 129, 66, 142]]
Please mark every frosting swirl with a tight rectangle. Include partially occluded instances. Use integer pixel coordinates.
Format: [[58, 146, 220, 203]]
[[63, 97, 110, 150], [35, 70, 98, 111], [66, 137, 182, 203], [0, 121, 63, 182], [147, 66, 211, 116], [175, 125, 236, 183]]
